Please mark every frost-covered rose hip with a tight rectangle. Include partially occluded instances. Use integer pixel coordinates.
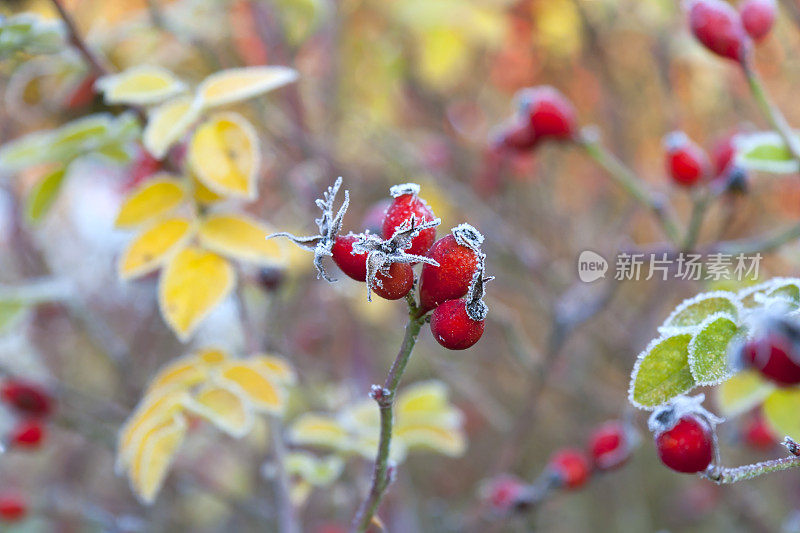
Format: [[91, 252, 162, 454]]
[[515, 86, 577, 141], [331, 234, 368, 282], [655, 416, 713, 473], [664, 131, 710, 187], [741, 331, 800, 386], [382, 183, 437, 257], [740, 0, 776, 42], [419, 224, 484, 313], [372, 263, 414, 301], [547, 449, 590, 489], [430, 298, 485, 350], [686, 0, 750, 62], [649, 395, 720, 474]]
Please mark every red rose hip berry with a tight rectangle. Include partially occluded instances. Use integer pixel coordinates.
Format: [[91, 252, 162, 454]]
[[9, 420, 46, 449], [588, 421, 632, 471], [740, 0, 776, 42], [372, 262, 414, 301], [515, 86, 577, 141], [664, 131, 710, 187], [381, 183, 437, 256], [654, 415, 714, 473], [0, 380, 53, 417], [331, 234, 368, 282], [419, 224, 484, 313], [741, 331, 800, 386], [0, 493, 26, 523], [548, 449, 591, 489], [430, 299, 485, 350], [686, 0, 750, 62]]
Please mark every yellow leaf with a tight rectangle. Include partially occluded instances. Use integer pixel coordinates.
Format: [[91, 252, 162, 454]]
[[716, 370, 774, 417], [118, 217, 194, 280], [217, 362, 285, 414], [249, 354, 296, 384], [129, 413, 187, 505], [394, 424, 466, 457], [763, 388, 800, 441], [198, 213, 287, 267], [190, 172, 224, 205], [285, 452, 344, 486], [143, 95, 201, 160], [183, 383, 254, 438], [188, 113, 260, 200], [289, 413, 351, 450], [195, 66, 298, 109], [158, 247, 236, 342], [117, 389, 189, 471], [115, 175, 186, 229], [96, 65, 187, 106], [145, 354, 208, 395]]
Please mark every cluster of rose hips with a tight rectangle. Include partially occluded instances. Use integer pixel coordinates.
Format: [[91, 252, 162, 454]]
[[482, 420, 637, 515], [0, 379, 53, 524], [663, 130, 748, 193], [1, 379, 53, 451], [269, 179, 492, 350], [686, 0, 776, 63]]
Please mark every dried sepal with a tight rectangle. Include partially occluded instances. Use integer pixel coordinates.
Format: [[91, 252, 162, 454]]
[[465, 248, 493, 321], [266, 177, 349, 282], [352, 215, 441, 301]]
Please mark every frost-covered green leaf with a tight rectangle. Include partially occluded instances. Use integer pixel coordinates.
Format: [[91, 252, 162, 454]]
[[629, 334, 695, 409], [0, 13, 65, 58], [658, 292, 740, 334], [715, 370, 774, 417], [738, 280, 776, 309], [763, 388, 800, 441], [688, 313, 739, 385], [766, 281, 800, 306], [735, 131, 800, 174], [26, 166, 66, 223]]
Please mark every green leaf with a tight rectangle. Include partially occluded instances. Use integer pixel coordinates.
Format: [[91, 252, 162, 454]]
[[629, 334, 695, 409], [715, 370, 774, 417], [25, 166, 67, 223], [688, 314, 739, 385], [659, 292, 740, 333], [736, 131, 800, 174], [738, 281, 775, 308], [763, 388, 800, 441]]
